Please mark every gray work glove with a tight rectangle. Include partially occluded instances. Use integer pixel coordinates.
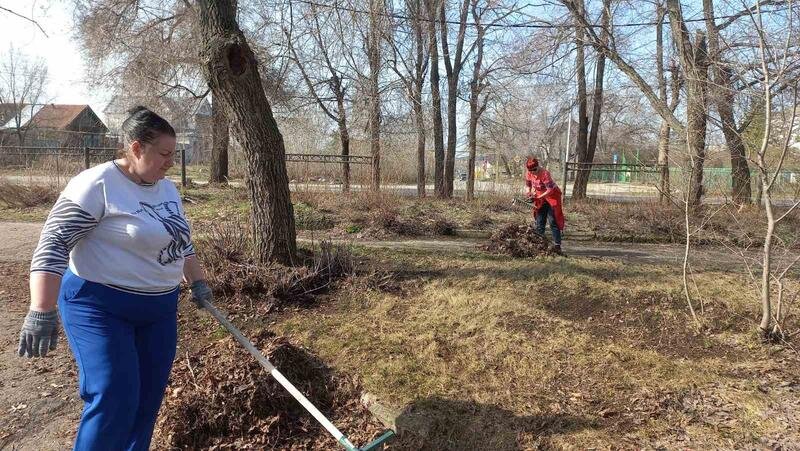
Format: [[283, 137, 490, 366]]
[[18, 310, 59, 358], [189, 280, 213, 308]]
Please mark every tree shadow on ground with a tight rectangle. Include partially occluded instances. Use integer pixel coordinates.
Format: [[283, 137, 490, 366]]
[[389, 397, 594, 450]]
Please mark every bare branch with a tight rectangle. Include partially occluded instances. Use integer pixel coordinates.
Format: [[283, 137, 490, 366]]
[[0, 6, 48, 38]]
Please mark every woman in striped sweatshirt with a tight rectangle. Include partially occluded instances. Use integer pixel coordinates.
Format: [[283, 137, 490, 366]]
[[17, 106, 213, 451]]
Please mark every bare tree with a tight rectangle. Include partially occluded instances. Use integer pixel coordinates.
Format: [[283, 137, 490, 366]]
[[425, 0, 446, 197], [564, 0, 710, 208], [465, 0, 515, 200], [667, 0, 710, 207], [0, 47, 48, 146], [284, 3, 354, 192], [704, 0, 752, 205], [388, 0, 429, 197], [571, 1, 589, 198], [570, 0, 611, 199], [655, 3, 683, 203], [368, 0, 384, 191], [210, 98, 229, 183], [328, 0, 388, 191], [440, 0, 472, 198], [748, 1, 799, 339], [75, 0, 284, 180], [196, 0, 297, 264], [466, 0, 488, 201]]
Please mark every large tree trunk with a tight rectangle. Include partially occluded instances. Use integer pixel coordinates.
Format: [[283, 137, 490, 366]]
[[210, 97, 229, 184], [334, 84, 351, 193], [466, 96, 478, 201], [439, 0, 470, 198], [466, 2, 485, 202], [656, 3, 670, 202], [571, 0, 590, 199], [445, 76, 458, 198], [412, 0, 427, 198], [721, 93, 752, 204], [414, 90, 426, 198], [426, 0, 446, 198], [197, 0, 296, 265], [684, 38, 709, 208], [368, 0, 382, 192], [575, 0, 610, 199], [667, 0, 709, 208], [337, 113, 351, 193], [703, 0, 751, 205]]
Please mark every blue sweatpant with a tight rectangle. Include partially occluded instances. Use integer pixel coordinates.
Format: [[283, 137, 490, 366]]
[[58, 269, 179, 451]]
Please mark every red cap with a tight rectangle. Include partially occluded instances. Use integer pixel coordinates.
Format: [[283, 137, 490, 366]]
[[526, 157, 539, 171]]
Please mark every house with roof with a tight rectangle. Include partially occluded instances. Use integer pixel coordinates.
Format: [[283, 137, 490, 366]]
[[0, 103, 110, 148]]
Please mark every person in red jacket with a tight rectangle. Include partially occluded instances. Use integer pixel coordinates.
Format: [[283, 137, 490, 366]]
[[525, 157, 565, 253]]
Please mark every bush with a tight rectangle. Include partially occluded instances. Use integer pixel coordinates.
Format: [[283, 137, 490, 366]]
[[199, 220, 356, 310], [294, 202, 335, 230]]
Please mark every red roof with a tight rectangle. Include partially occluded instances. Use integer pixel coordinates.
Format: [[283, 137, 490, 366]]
[[27, 104, 88, 129]]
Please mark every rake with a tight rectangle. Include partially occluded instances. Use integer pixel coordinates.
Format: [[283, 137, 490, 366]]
[[198, 298, 396, 451]]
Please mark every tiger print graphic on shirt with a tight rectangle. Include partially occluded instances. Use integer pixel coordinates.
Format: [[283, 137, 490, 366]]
[[139, 201, 195, 265]]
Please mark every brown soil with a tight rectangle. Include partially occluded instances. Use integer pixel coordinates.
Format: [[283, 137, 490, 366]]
[[0, 222, 43, 263], [0, 262, 80, 451]]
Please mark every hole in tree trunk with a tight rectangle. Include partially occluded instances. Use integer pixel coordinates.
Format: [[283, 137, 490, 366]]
[[227, 44, 247, 76]]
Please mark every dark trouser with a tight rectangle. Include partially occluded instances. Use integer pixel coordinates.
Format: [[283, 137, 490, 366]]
[[535, 202, 562, 246], [58, 269, 179, 451]]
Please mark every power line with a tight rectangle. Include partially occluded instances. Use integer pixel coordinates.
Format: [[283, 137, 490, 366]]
[[289, 0, 793, 30]]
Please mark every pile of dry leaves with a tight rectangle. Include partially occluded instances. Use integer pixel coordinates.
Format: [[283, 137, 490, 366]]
[[153, 330, 385, 449], [484, 223, 556, 258]]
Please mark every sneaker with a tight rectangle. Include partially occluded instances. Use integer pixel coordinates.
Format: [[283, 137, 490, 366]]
[[552, 244, 565, 256]]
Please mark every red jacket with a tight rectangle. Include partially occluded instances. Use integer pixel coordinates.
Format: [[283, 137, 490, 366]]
[[525, 169, 565, 230]]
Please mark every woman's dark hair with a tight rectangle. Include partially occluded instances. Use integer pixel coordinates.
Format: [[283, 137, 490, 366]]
[[120, 106, 175, 146]]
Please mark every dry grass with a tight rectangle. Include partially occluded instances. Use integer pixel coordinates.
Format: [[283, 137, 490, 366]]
[[180, 187, 800, 246], [270, 246, 800, 449], [568, 198, 800, 246], [287, 191, 523, 239], [0, 181, 59, 209]]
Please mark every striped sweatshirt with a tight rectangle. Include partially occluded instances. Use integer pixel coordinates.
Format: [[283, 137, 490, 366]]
[[30, 161, 195, 295]]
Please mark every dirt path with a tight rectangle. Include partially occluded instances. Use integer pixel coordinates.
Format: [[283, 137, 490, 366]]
[[0, 223, 42, 264], [0, 262, 80, 451], [1, 221, 751, 272]]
